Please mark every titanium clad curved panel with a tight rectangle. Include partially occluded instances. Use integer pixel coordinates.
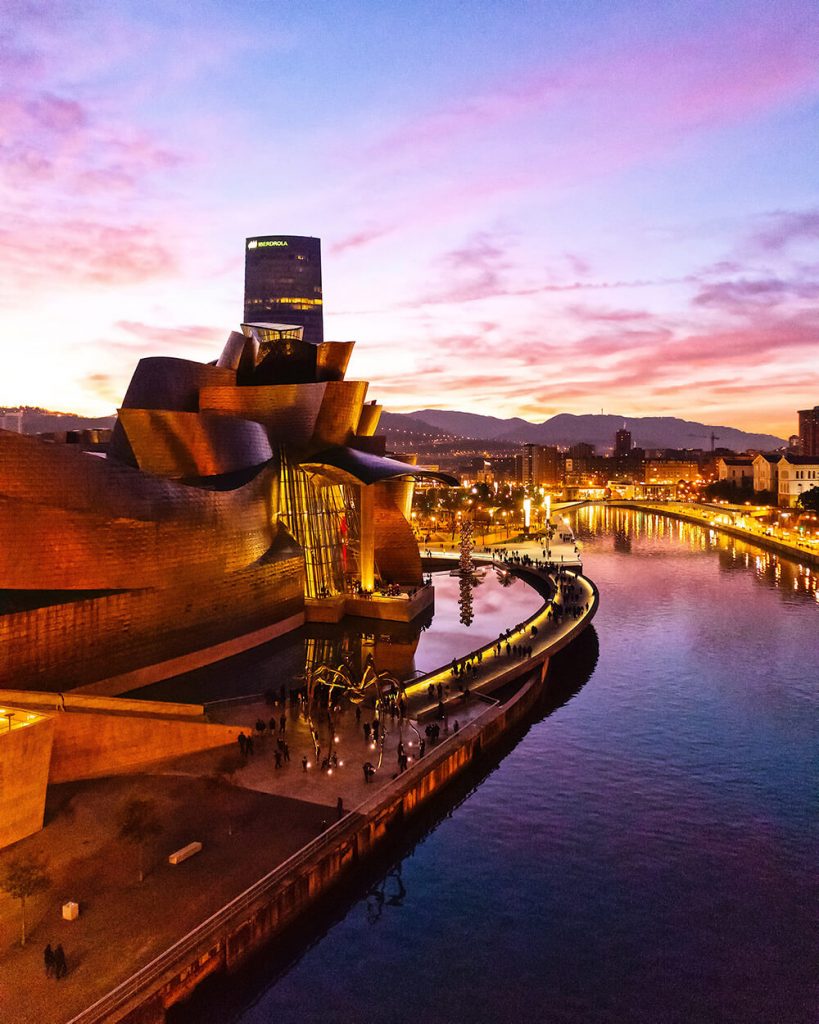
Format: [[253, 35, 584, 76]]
[[120, 357, 236, 412], [355, 402, 382, 437], [315, 341, 354, 382], [0, 548, 305, 691], [108, 418, 138, 467], [117, 410, 272, 478], [0, 430, 275, 524], [373, 485, 422, 585], [216, 331, 252, 370], [381, 478, 415, 521], [299, 445, 459, 486], [0, 491, 277, 590], [311, 381, 368, 449], [0, 449, 281, 590], [199, 383, 327, 449]]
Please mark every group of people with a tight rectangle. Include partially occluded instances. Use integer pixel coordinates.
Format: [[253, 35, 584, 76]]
[[236, 728, 290, 766], [43, 943, 67, 979]]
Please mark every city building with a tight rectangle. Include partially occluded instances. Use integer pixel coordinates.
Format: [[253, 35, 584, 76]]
[[0, 407, 23, 432], [777, 454, 819, 507], [614, 428, 632, 457], [244, 235, 324, 344], [515, 443, 562, 487], [716, 455, 754, 489], [752, 453, 780, 496], [797, 405, 819, 457], [643, 459, 699, 485]]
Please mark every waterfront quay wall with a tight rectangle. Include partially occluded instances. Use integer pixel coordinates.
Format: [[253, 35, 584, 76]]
[[605, 501, 819, 568], [68, 574, 598, 1024]]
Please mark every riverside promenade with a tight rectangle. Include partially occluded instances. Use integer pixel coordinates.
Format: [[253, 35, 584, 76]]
[[0, 548, 597, 1024], [606, 500, 819, 567]]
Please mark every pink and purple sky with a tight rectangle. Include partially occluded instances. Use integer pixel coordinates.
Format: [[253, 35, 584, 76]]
[[2, 0, 817, 437]]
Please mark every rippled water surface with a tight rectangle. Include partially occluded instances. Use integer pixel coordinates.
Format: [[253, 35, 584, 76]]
[[177, 508, 818, 1024]]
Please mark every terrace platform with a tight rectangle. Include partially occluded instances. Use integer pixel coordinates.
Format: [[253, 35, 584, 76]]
[[304, 584, 434, 624]]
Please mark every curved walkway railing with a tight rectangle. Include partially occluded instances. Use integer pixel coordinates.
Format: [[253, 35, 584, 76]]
[[66, 564, 598, 1024]]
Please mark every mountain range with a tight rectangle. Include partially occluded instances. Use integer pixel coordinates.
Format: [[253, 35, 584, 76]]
[[3, 407, 117, 434], [5, 405, 786, 453], [379, 410, 786, 452]]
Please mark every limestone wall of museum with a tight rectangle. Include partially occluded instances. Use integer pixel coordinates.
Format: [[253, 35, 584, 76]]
[[46, 711, 243, 783], [0, 714, 54, 848]]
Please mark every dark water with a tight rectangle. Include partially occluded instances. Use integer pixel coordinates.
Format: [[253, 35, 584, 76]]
[[130, 569, 542, 703], [178, 507, 819, 1023]]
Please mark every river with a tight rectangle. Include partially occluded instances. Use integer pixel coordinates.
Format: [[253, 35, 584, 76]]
[[173, 506, 818, 1024]]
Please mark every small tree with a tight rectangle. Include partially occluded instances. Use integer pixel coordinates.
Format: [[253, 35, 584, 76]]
[[117, 798, 163, 883], [0, 854, 50, 946], [797, 486, 819, 513]]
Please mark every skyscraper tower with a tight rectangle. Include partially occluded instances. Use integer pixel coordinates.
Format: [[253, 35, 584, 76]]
[[614, 427, 632, 457], [798, 405, 819, 456], [243, 235, 324, 344]]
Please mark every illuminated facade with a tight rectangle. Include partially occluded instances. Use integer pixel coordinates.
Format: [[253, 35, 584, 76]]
[[777, 454, 819, 507], [244, 235, 324, 345], [0, 321, 454, 694]]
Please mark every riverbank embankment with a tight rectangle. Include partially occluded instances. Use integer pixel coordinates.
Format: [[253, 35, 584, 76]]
[[59, 564, 597, 1024], [606, 501, 819, 567]]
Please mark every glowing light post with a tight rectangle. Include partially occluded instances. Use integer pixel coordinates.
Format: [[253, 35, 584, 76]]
[[523, 496, 532, 538]]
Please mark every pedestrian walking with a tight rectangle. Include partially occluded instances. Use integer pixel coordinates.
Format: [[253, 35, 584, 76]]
[[44, 944, 55, 978], [337, 796, 344, 820]]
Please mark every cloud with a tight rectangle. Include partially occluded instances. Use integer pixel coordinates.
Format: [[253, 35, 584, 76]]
[[359, 12, 819, 173], [0, 219, 177, 293], [329, 223, 397, 256], [82, 372, 121, 405], [693, 274, 819, 313], [113, 321, 226, 352], [567, 305, 657, 324], [747, 209, 819, 252]]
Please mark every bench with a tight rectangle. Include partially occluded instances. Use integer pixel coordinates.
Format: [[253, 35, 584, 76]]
[[168, 841, 203, 865]]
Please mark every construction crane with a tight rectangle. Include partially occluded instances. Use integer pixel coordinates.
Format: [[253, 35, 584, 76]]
[[688, 432, 720, 452]]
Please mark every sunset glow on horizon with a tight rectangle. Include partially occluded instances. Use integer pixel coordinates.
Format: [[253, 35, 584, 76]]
[[2, 0, 817, 438]]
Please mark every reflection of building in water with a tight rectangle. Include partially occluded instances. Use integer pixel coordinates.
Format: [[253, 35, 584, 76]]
[[304, 611, 431, 682]]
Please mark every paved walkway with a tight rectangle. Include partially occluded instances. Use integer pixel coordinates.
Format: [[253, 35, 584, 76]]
[[196, 540, 595, 816], [0, 536, 597, 1024], [0, 776, 328, 1024]]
